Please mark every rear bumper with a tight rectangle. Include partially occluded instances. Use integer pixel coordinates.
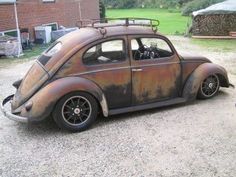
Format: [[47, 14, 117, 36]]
[[1, 95, 28, 123], [229, 83, 235, 88]]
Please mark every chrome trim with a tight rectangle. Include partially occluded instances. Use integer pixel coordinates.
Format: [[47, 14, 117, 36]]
[[70, 61, 180, 77], [1, 95, 28, 123], [136, 61, 180, 68], [132, 68, 143, 72], [71, 66, 131, 77], [36, 60, 51, 78]]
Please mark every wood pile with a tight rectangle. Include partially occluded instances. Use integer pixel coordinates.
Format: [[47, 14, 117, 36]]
[[191, 14, 236, 36], [230, 31, 236, 37]]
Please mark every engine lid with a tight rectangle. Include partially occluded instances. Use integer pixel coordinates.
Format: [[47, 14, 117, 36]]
[[11, 61, 49, 111]]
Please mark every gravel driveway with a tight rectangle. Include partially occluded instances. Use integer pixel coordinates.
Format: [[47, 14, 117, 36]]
[[0, 36, 236, 177]]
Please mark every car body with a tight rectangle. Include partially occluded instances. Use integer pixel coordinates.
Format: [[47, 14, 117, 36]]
[[1, 18, 233, 131]]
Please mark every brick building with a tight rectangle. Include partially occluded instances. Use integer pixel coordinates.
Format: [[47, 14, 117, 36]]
[[0, 0, 100, 39]]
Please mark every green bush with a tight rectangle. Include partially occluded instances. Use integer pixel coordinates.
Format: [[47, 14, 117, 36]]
[[182, 0, 224, 16], [100, 0, 106, 18], [102, 0, 137, 9]]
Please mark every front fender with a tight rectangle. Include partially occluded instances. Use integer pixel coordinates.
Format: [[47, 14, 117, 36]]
[[182, 63, 229, 101], [20, 77, 109, 121]]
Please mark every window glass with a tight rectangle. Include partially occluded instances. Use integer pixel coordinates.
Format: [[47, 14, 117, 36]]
[[131, 40, 139, 50], [102, 40, 123, 52], [131, 38, 173, 60], [83, 40, 125, 65], [42, 0, 55, 2], [4, 30, 17, 37], [0, 0, 16, 4], [46, 42, 62, 57], [37, 42, 62, 66]]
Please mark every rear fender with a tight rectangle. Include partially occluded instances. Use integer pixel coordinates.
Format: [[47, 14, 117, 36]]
[[20, 77, 108, 121], [182, 63, 229, 101]]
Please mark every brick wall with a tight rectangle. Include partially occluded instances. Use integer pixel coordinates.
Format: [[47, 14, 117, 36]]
[[0, 0, 100, 39]]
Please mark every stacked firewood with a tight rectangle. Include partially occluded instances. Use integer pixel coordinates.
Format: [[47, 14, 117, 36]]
[[191, 14, 236, 36]]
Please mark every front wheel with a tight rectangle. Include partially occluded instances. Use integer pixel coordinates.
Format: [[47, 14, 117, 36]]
[[53, 92, 98, 132], [197, 74, 220, 99]]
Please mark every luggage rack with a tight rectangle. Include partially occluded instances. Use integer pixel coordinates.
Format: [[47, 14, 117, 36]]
[[77, 18, 160, 32]]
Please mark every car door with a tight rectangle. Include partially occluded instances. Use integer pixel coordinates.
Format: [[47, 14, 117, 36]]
[[80, 37, 132, 109], [129, 35, 181, 105]]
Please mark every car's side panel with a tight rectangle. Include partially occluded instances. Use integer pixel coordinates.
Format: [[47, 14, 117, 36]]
[[53, 36, 132, 109], [18, 77, 109, 121], [81, 68, 131, 109], [182, 63, 230, 100], [128, 35, 181, 105], [181, 62, 203, 85], [131, 58, 181, 104]]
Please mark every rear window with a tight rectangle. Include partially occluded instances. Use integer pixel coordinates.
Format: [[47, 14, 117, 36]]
[[45, 42, 62, 56], [38, 42, 62, 66]]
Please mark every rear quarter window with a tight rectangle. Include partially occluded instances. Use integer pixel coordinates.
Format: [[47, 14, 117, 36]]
[[83, 39, 126, 65]]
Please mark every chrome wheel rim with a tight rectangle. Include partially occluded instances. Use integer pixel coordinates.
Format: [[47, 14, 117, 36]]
[[201, 75, 219, 98], [62, 96, 92, 126]]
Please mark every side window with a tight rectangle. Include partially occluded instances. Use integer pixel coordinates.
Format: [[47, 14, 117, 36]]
[[131, 38, 173, 61], [83, 40, 125, 65]]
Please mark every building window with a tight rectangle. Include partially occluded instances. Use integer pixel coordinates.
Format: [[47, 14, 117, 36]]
[[0, 29, 17, 37], [42, 22, 58, 31], [0, 0, 16, 4], [42, 0, 55, 3]]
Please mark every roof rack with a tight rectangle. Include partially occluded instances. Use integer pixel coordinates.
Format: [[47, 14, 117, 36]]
[[76, 18, 160, 32]]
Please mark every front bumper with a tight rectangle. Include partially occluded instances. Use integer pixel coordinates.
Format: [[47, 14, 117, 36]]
[[1, 95, 28, 123]]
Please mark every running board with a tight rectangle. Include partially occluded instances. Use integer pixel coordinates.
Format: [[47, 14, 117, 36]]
[[109, 97, 187, 116]]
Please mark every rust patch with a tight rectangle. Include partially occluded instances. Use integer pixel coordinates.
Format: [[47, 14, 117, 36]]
[[131, 55, 181, 104]]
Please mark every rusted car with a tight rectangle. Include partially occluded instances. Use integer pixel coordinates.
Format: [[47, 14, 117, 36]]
[[1, 18, 233, 132]]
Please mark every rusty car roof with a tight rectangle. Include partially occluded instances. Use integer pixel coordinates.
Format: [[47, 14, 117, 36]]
[[59, 26, 162, 44], [45, 25, 162, 72]]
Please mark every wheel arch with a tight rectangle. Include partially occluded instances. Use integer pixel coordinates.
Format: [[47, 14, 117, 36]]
[[217, 73, 229, 87], [182, 63, 230, 101], [20, 77, 109, 121]]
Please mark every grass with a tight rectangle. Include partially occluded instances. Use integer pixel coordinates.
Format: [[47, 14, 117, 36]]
[[190, 39, 236, 51], [0, 8, 235, 65], [0, 44, 49, 68], [19, 44, 50, 59], [107, 8, 236, 50], [106, 8, 190, 35]]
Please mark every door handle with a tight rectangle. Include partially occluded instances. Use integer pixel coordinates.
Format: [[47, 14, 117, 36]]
[[132, 68, 143, 72]]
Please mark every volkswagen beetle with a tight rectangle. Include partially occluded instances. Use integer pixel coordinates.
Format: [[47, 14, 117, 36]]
[[1, 18, 233, 132]]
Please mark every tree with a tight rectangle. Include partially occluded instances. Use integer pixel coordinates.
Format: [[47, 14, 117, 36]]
[[99, 0, 106, 18]]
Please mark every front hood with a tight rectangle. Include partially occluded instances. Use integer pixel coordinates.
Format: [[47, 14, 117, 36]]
[[179, 52, 211, 63]]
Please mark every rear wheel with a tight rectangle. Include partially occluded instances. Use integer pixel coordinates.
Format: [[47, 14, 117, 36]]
[[53, 92, 98, 132], [197, 74, 220, 99]]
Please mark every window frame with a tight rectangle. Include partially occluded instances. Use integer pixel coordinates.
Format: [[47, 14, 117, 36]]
[[0, 29, 17, 37], [37, 42, 61, 66], [130, 35, 176, 62], [42, 22, 58, 31], [0, 0, 16, 4], [42, 0, 55, 3], [82, 38, 127, 66]]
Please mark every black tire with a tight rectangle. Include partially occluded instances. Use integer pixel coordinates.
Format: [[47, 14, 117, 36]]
[[53, 92, 98, 132], [197, 74, 220, 99]]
